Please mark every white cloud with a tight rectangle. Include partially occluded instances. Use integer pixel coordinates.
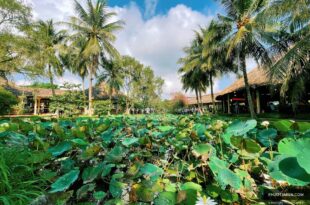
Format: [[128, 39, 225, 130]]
[[20, 1, 215, 99], [111, 4, 213, 98], [144, 0, 158, 18]]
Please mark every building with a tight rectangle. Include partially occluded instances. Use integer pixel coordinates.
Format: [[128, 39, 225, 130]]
[[187, 93, 222, 112], [216, 68, 282, 114]]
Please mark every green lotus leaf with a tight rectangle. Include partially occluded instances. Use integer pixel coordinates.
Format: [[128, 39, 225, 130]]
[[206, 184, 221, 198], [48, 141, 72, 157], [180, 182, 202, 191], [297, 149, 310, 174], [217, 169, 242, 190], [209, 156, 229, 175], [71, 138, 88, 146], [278, 137, 310, 157], [93, 191, 107, 201], [157, 126, 174, 132], [271, 120, 293, 132], [77, 183, 95, 200], [258, 128, 277, 147], [139, 163, 164, 181], [268, 155, 310, 186], [109, 177, 125, 198], [101, 164, 115, 177], [106, 146, 125, 163], [154, 192, 176, 205], [49, 170, 80, 193], [82, 163, 104, 183], [225, 119, 257, 136], [231, 136, 261, 153], [192, 143, 215, 157], [122, 137, 139, 147]]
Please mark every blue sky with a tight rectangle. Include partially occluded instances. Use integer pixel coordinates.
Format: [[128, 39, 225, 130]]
[[108, 0, 221, 17], [14, 0, 257, 98]]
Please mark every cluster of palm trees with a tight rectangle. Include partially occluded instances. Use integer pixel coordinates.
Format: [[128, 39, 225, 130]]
[[23, 0, 124, 115], [178, 0, 309, 118]]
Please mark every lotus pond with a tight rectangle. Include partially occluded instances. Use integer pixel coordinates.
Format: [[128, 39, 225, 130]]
[[0, 115, 310, 205]]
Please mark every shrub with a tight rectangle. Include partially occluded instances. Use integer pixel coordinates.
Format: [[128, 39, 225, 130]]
[[0, 87, 18, 115], [49, 83, 85, 117], [94, 100, 112, 116]]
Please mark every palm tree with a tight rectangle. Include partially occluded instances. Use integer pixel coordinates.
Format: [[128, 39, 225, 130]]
[[66, 0, 123, 115], [29, 20, 67, 96], [63, 35, 89, 112], [201, 20, 237, 113], [218, 0, 273, 118], [97, 57, 124, 114], [179, 66, 209, 113], [264, 0, 310, 111]]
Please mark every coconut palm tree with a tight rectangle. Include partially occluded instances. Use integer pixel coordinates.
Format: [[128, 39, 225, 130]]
[[66, 0, 123, 115], [179, 66, 209, 113], [29, 20, 67, 96], [218, 0, 273, 118], [202, 20, 237, 113], [264, 0, 310, 111]]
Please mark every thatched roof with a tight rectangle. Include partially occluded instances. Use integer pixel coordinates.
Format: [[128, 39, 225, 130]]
[[1, 79, 66, 98], [187, 93, 220, 105], [217, 68, 279, 98]]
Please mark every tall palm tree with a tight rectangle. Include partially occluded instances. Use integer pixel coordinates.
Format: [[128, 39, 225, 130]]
[[202, 20, 237, 113], [264, 0, 310, 111], [218, 0, 273, 118], [29, 20, 66, 96], [66, 0, 123, 115]]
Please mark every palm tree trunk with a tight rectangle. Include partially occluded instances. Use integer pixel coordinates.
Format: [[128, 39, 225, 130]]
[[240, 55, 256, 119], [82, 77, 87, 114], [195, 88, 201, 114], [108, 89, 112, 115], [199, 90, 203, 113], [48, 65, 55, 96], [210, 73, 216, 114], [88, 68, 93, 116]]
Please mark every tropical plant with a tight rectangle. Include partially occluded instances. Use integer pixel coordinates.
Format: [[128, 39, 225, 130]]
[[93, 100, 112, 116], [97, 57, 124, 114], [65, 0, 124, 115], [0, 87, 18, 115], [263, 0, 310, 112], [49, 83, 84, 117], [218, 0, 274, 118], [26, 20, 67, 96]]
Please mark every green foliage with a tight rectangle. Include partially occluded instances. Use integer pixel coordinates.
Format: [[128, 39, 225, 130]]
[[49, 83, 85, 117], [0, 145, 46, 205], [93, 100, 112, 116], [0, 116, 310, 204], [26, 82, 59, 89], [0, 87, 18, 115]]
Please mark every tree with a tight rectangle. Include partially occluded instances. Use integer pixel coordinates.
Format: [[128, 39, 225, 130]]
[[0, 0, 30, 28], [0, 0, 31, 80], [0, 87, 18, 115], [132, 66, 164, 110], [27, 20, 67, 96], [66, 0, 123, 115], [202, 21, 237, 113], [97, 57, 124, 114], [178, 28, 210, 113], [218, 0, 273, 118], [121, 56, 143, 114], [264, 0, 310, 111]]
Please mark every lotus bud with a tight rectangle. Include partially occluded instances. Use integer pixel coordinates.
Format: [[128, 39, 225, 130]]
[[261, 121, 270, 128]]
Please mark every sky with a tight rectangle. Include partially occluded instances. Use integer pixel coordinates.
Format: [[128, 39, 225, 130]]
[[14, 0, 257, 99]]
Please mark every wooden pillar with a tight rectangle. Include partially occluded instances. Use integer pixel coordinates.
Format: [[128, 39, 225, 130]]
[[227, 94, 231, 114], [34, 97, 37, 115], [256, 89, 261, 114]]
